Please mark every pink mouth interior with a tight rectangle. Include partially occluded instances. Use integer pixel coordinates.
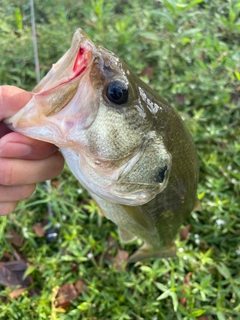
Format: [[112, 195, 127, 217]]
[[73, 47, 87, 76], [36, 45, 92, 103], [52, 46, 90, 90]]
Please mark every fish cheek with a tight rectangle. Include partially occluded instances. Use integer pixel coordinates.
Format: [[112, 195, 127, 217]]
[[114, 131, 172, 202], [35, 78, 80, 117]]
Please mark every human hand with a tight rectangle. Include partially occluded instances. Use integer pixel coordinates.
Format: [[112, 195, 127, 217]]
[[0, 85, 64, 215]]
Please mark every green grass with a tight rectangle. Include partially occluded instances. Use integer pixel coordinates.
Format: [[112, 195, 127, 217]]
[[0, 0, 240, 319]]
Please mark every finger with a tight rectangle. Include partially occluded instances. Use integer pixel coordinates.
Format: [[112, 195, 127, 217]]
[[0, 132, 58, 160], [0, 184, 36, 202], [0, 86, 33, 120], [0, 202, 18, 216], [0, 151, 64, 186]]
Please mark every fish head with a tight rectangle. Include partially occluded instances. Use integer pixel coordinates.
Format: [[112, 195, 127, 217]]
[[6, 29, 172, 205]]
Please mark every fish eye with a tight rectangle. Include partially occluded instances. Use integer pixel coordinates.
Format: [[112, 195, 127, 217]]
[[106, 80, 128, 105]]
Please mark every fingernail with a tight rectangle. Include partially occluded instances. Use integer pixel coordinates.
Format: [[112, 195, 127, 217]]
[[0, 142, 32, 157]]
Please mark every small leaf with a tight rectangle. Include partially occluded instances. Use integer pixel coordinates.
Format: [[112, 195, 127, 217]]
[[140, 32, 160, 41], [155, 282, 168, 292], [23, 265, 36, 278], [180, 224, 191, 241], [8, 287, 26, 299], [177, 0, 203, 10], [78, 302, 91, 311], [192, 310, 207, 317], [163, 0, 176, 14], [216, 311, 226, 320], [56, 283, 78, 308], [54, 307, 66, 314], [216, 263, 231, 279], [7, 230, 24, 247], [171, 291, 178, 312], [74, 280, 85, 294], [112, 250, 129, 271], [32, 223, 46, 237], [157, 289, 171, 300], [0, 261, 31, 287], [140, 266, 153, 273], [140, 66, 154, 79], [234, 71, 240, 80]]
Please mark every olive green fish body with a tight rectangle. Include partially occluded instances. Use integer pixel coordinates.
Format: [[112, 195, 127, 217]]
[[92, 80, 198, 262]]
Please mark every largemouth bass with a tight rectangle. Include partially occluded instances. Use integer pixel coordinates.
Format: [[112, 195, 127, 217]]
[[6, 29, 199, 262]]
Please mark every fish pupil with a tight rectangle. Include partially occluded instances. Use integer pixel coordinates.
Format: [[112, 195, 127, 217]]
[[106, 80, 128, 105]]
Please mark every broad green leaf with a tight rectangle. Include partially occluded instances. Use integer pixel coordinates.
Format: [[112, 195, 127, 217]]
[[217, 311, 226, 320], [191, 310, 206, 317], [171, 291, 178, 312], [216, 263, 231, 279], [140, 32, 160, 41], [155, 282, 168, 292], [157, 290, 171, 300]]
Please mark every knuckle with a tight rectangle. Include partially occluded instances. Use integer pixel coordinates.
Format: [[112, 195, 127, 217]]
[[0, 159, 14, 186]]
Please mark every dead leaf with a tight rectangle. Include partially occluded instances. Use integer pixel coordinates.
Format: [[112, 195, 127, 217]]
[[51, 179, 61, 188], [102, 236, 118, 262], [230, 92, 239, 104], [174, 94, 186, 105], [199, 51, 205, 62], [86, 20, 97, 28], [1, 252, 12, 262], [74, 280, 85, 294], [197, 316, 208, 320], [7, 230, 24, 247], [140, 66, 154, 78], [180, 272, 192, 308], [71, 263, 78, 272], [112, 250, 129, 271], [0, 260, 31, 288], [32, 222, 46, 237], [56, 283, 78, 308], [180, 224, 191, 241], [8, 287, 27, 299], [180, 296, 187, 307]]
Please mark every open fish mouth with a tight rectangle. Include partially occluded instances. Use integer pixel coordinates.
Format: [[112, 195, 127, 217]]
[[4, 29, 97, 145], [34, 30, 93, 90], [35, 44, 93, 118], [32, 30, 94, 104]]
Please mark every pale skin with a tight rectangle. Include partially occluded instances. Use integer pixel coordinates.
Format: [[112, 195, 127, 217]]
[[0, 85, 64, 215]]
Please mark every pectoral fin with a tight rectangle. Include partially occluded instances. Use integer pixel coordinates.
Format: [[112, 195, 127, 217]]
[[128, 243, 176, 263], [118, 227, 136, 243], [193, 198, 202, 211]]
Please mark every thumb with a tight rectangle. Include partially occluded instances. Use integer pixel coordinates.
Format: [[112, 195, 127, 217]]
[[0, 85, 33, 121]]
